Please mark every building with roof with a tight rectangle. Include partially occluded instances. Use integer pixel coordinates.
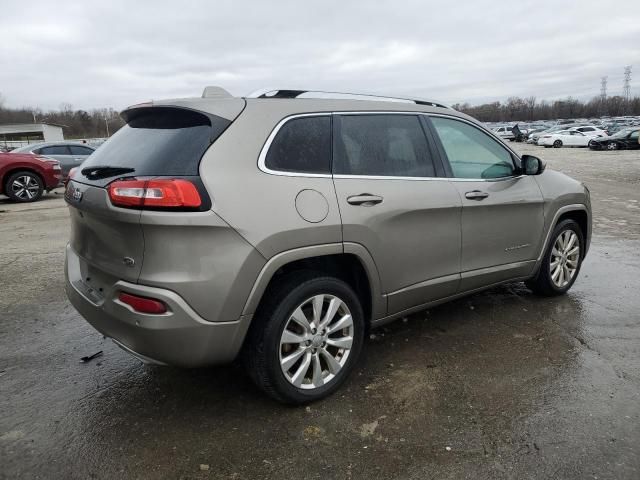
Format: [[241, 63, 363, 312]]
[[0, 123, 65, 149]]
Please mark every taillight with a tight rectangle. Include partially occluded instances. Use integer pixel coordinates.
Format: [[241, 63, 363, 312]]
[[108, 179, 201, 209], [118, 292, 167, 314], [65, 167, 78, 187]]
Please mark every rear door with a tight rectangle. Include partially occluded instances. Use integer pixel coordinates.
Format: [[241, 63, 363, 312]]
[[68, 145, 95, 166], [428, 115, 544, 291], [37, 145, 74, 175], [332, 113, 462, 315]]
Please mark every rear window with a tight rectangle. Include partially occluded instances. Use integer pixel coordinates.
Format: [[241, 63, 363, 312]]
[[79, 107, 229, 177], [69, 145, 94, 155]]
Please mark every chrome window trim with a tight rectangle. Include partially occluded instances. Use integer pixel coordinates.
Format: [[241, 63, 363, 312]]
[[257, 111, 525, 182]]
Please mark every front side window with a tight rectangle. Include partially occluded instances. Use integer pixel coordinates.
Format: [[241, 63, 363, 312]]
[[265, 116, 331, 174], [430, 117, 515, 179], [38, 145, 71, 155], [334, 114, 435, 177]]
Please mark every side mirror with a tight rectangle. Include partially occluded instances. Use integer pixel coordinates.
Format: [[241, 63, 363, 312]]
[[521, 155, 546, 175]]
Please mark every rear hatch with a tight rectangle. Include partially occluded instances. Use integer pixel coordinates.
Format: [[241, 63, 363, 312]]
[[66, 101, 244, 286]]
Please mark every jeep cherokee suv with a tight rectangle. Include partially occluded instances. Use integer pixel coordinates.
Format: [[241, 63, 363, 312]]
[[65, 87, 591, 404]]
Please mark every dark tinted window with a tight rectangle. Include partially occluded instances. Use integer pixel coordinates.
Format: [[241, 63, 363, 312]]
[[80, 107, 228, 177], [431, 117, 515, 179], [334, 115, 435, 177], [69, 145, 94, 155], [39, 145, 71, 155], [265, 116, 331, 174]]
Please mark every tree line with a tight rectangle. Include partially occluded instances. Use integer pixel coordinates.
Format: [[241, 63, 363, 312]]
[[452, 95, 640, 123]]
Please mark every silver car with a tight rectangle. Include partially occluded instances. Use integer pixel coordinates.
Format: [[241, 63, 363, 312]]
[[64, 88, 591, 404], [12, 141, 95, 176]]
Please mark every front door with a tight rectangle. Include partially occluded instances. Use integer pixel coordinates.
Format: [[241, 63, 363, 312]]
[[428, 115, 545, 291], [332, 113, 462, 315]]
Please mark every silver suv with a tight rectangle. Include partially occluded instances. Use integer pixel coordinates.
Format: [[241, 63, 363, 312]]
[[65, 87, 591, 404]]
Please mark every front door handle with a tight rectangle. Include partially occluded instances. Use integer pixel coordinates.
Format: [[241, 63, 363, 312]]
[[465, 190, 489, 200], [347, 194, 383, 206]]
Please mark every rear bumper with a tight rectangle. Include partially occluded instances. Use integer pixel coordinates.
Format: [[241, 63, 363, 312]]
[[65, 245, 251, 367]]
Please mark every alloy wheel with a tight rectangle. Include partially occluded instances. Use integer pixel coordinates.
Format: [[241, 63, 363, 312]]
[[279, 294, 354, 389], [550, 229, 580, 288], [11, 175, 40, 200], [607, 142, 618, 150]]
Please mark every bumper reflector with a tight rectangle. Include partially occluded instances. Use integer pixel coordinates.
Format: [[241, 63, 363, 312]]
[[118, 292, 167, 314]]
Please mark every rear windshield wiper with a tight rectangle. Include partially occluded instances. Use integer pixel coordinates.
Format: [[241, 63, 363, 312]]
[[81, 166, 135, 180]]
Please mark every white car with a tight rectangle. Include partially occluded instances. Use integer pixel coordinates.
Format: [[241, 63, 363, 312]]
[[538, 130, 591, 148], [492, 126, 515, 140], [567, 125, 608, 137]]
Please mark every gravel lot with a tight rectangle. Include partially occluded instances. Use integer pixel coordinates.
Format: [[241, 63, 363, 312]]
[[1, 144, 639, 479]]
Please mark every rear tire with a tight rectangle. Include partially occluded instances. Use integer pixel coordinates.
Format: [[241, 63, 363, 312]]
[[243, 271, 365, 404], [526, 219, 584, 296], [607, 142, 619, 150], [4, 171, 44, 202]]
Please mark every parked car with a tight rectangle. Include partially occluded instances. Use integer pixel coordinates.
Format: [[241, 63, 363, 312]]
[[0, 152, 62, 202], [64, 87, 592, 404], [492, 125, 515, 140], [529, 125, 573, 144], [588, 128, 640, 150], [567, 125, 608, 137], [11, 142, 95, 177], [538, 130, 590, 148]]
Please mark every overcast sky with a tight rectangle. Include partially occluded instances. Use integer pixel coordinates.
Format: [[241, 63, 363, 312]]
[[1, 0, 638, 111]]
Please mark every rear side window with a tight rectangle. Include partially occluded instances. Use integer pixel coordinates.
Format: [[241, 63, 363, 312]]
[[334, 114, 435, 177], [69, 146, 94, 155], [265, 116, 331, 174], [80, 107, 229, 176], [431, 117, 515, 179], [38, 145, 71, 155]]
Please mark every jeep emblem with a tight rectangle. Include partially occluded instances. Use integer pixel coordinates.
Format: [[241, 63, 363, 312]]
[[72, 188, 83, 202]]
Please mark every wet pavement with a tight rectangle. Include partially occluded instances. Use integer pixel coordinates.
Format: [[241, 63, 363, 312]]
[[1, 145, 639, 479]]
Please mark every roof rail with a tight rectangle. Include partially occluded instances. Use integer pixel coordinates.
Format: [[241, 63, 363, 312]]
[[245, 88, 452, 109]]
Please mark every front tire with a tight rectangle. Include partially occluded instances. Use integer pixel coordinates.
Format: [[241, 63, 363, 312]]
[[526, 219, 584, 296], [607, 142, 619, 150], [5, 171, 44, 202], [553, 140, 563, 148], [243, 271, 365, 404]]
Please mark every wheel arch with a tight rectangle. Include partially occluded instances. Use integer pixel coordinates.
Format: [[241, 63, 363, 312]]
[[242, 243, 385, 323], [536, 204, 591, 266]]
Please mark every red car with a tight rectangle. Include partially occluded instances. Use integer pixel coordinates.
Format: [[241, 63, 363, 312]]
[[0, 153, 63, 202]]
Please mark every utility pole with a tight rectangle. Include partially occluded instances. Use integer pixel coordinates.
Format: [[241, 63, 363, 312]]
[[600, 76, 608, 116], [623, 66, 632, 114], [105, 116, 110, 137]]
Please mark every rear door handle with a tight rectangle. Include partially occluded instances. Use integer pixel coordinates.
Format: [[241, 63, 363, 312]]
[[465, 190, 489, 200], [347, 194, 383, 206]]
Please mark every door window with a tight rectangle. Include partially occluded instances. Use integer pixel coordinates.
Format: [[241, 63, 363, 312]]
[[38, 145, 71, 155], [265, 116, 331, 174], [431, 117, 515, 179], [69, 145, 95, 155], [334, 114, 435, 177]]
